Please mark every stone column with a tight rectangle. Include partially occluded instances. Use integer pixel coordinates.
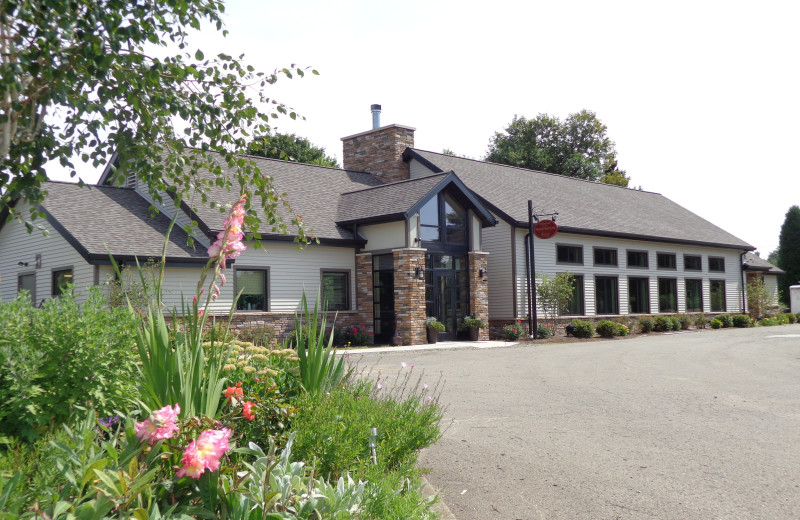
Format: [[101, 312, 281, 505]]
[[355, 253, 374, 340], [469, 252, 490, 340], [393, 248, 426, 345]]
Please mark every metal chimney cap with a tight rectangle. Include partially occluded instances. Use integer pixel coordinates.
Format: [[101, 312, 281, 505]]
[[371, 104, 381, 111]]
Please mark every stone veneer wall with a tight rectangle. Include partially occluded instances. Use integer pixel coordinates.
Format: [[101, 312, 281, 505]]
[[393, 248, 426, 345], [355, 252, 374, 336], [341, 125, 415, 184], [199, 312, 367, 345], [468, 252, 490, 340]]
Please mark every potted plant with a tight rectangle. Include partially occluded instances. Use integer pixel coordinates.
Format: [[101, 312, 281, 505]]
[[459, 315, 486, 341], [425, 317, 445, 343]]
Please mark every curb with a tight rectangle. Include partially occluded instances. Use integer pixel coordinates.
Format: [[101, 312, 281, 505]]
[[421, 476, 457, 520]]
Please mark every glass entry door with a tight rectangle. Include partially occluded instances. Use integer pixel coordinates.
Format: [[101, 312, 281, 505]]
[[433, 271, 458, 340], [426, 254, 468, 341]]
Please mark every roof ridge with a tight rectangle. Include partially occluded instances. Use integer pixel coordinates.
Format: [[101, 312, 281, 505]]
[[44, 180, 134, 191], [340, 172, 449, 196], [411, 148, 662, 195]]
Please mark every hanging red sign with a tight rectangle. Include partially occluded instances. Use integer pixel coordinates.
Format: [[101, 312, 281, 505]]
[[534, 219, 558, 239]]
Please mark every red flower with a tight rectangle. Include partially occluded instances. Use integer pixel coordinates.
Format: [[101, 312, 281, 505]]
[[243, 401, 255, 421], [225, 385, 244, 403]]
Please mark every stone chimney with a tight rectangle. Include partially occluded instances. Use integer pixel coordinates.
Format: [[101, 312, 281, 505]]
[[341, 105, 415, 184]]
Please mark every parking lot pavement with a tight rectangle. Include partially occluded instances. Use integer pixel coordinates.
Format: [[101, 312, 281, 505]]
[[355, 324, 800, 520]]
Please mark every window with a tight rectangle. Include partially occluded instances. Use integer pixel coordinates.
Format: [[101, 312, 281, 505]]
[[419, 198, 439, 241], [564, 275, 584, 315], [657, 253, 676, 270], [658, 278, 677, 313], [684, 255, 702, 271], [557, 245, 583, 265], [593, 248, 618, 267], [709, 257, 725, 272], [710, 280, 726, 312], [628, 277, 650, 314], [627, 250, 649, 269], [443, 194, 466, 245], [685, 279, 703, 312], [52, 268, 73, 297], [321, 270, 350, 311], [595, 276, 618, 314], [419, 193, 467, 246], [17, 273, 36, 303], [235, 268, 269, 311]]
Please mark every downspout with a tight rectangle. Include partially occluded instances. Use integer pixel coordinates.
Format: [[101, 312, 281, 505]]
[[740, 250, 747, 313], [527, 201, 538, 339]]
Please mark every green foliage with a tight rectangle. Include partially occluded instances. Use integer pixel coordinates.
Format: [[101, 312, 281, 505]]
[[693, 313, 708, 329], [785, 312, 797, 324], [536, 272, 576, 332], [291, 292, 350, 394], [0, 289, 138, 442], [236, 324, 277, 347], [616, 323, 630, 336], [710, 318, 723, 329], [595, 320, 618, 338], [341, 323, 372, 346], [746, 278, 776, 317], [2, 0, 314, 242], [486, 110, 629, 184], [570, 319, 594, 338], [289, 372, 442, 481], [536, 324, 553, 339], [774, 313, 790, 325], [732, 314, 751, 328], [249, 132, 340, 167], [758, 317, 776, 326], [458, 315, 486, 330], [503, 321, 525, 340], [670, 316, 682, 331], [638, 316, 655, 333], [675, 314, 691, 330], [653, 316, 675, 332], [715, 314, 733, 328], [776, 206, 800, 304], [357, 464, 438, 520], [425, 317, 446, 333]]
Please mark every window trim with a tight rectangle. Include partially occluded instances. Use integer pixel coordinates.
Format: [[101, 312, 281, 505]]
[[556, 244, 584, 265], [657, 277, 678, 313], [626, 250, 649, 269], [51, 266, 74, 298], [594, 275, 619, 315], [234, 266, 270, 312], [593, 247, 618, 267], [656, 252, 677, 270], [685, 278, 704, 312], [628, 276, 651, 314], [708, 256, 726, 273], [17, 271, 36, 304], [320, 269, 351, 311], [710, 279, 727, 312], [683, 254, 702, 272]]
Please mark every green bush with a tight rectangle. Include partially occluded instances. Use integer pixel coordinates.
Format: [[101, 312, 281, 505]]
[[639, 316, 655, 333], [653, 315, 675, 332], [595, 320, 618, 338], [236, 324, 277, 347], [537, 324, 553, 339], [732, 314, 750, 328], [676, 314, 691, 330], [617, 323, 630, 336], [0, 289, 138, 441], [710, 318, 723, 329], [669, 316, 682, 331], [570, 319, 594, 338], [693, 313, 708, 329], [716, 314, 733, 328], [759, 317, 776, 326], [774, 313, 790, 325], [503, 321, 524, 340], [341, 323, 372, 346], [785, 312, 797, 324]]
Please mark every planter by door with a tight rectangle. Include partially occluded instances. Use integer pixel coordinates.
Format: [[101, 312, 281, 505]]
[[468, 327, 480, 341], [426, 328, 438, 344]]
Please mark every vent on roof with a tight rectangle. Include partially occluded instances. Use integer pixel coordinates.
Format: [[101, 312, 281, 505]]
[[124, 174, 137, 189], [371, 104, 381, 129]]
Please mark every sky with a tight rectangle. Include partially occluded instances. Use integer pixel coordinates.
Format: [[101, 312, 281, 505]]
[[56, 0, 799, 256]]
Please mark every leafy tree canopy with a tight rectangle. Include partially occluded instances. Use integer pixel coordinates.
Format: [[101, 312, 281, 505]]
[[1, 0, 315, 240], [248, 133, 339, 168], [776, 205, 800, 303], [486, 110, 631, 186]]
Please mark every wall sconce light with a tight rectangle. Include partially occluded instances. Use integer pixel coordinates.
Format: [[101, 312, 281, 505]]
[[17, 261, 28, 267], [479, 268, 486, 278], [414, 266, 425, 280]]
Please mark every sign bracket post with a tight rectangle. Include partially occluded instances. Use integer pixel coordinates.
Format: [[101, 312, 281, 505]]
[[527, 201, 559, 340]]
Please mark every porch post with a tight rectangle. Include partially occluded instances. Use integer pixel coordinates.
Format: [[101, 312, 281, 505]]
[[469, 251, 490, 340], [393, 248, 427, 345]]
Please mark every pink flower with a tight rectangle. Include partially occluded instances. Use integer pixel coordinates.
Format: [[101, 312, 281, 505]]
[[243, 401, 255, 421], [207, 199, 248, 261], [423, 384, 429, 390], [376, 383, 383, 391], [198, 309, 204, 318], [177, 428, 232, 479], [135, 403, 180, 444], [400, 362, 408, 368]]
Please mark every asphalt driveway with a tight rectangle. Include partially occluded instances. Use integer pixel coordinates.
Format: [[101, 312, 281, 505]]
[[354, 325, 800, 520]]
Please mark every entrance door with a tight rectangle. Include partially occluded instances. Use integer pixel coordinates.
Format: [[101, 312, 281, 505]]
[[433, 271, 458, 340]]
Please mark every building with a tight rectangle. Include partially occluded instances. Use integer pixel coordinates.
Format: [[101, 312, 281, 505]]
[[0, 108, 778, 343]]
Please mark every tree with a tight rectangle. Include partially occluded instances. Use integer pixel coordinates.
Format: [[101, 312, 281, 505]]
[[249, 133, 339, 168], [1, 0, 315, 240], [776, 205, 800, 304], [486, 110, 630, 186], [536, 272, 575, 333], [746, 277, 776, 318]]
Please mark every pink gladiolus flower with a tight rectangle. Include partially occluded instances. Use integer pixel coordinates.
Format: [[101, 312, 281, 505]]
[[219, 272, 226, 287], [376, 383, 383, 390], [198, 309, 204, 318], [135, 403, 180, 444], [177, 427, 232, 479]]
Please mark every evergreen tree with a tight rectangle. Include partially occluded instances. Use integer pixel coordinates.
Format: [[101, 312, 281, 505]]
[[776, 205, 800, 304]]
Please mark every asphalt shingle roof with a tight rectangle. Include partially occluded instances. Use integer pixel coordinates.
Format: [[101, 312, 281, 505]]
[[41, 182, 205, 261], [743, 252, 785, 274], [337, 174, 449, 224], [409, 149, 754, 250]]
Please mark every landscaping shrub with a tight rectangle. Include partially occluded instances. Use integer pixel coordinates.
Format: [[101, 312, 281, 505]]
[[639, 316, 655, 333], [693, 313, 708, 329], [669, 316, 682, 331], [596, 320, 618, 338], [759, 317, 776, 326], [732, 314, 751, 328], [676, 314, 691, 330], [570, 319, 594, 338], [785, 312, 797, 324], [653, 315, 675, 332], [710, 318, 723, 329], [503, 320, 525, 341], [775, 313, 790, 325], [342, 323, 372, 346], [236, 324, 277, 347], [0, 288, 138, 441], [616, 323, 630, 336], [716, 314, 733, 328], [537, 324, 553, 339]]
